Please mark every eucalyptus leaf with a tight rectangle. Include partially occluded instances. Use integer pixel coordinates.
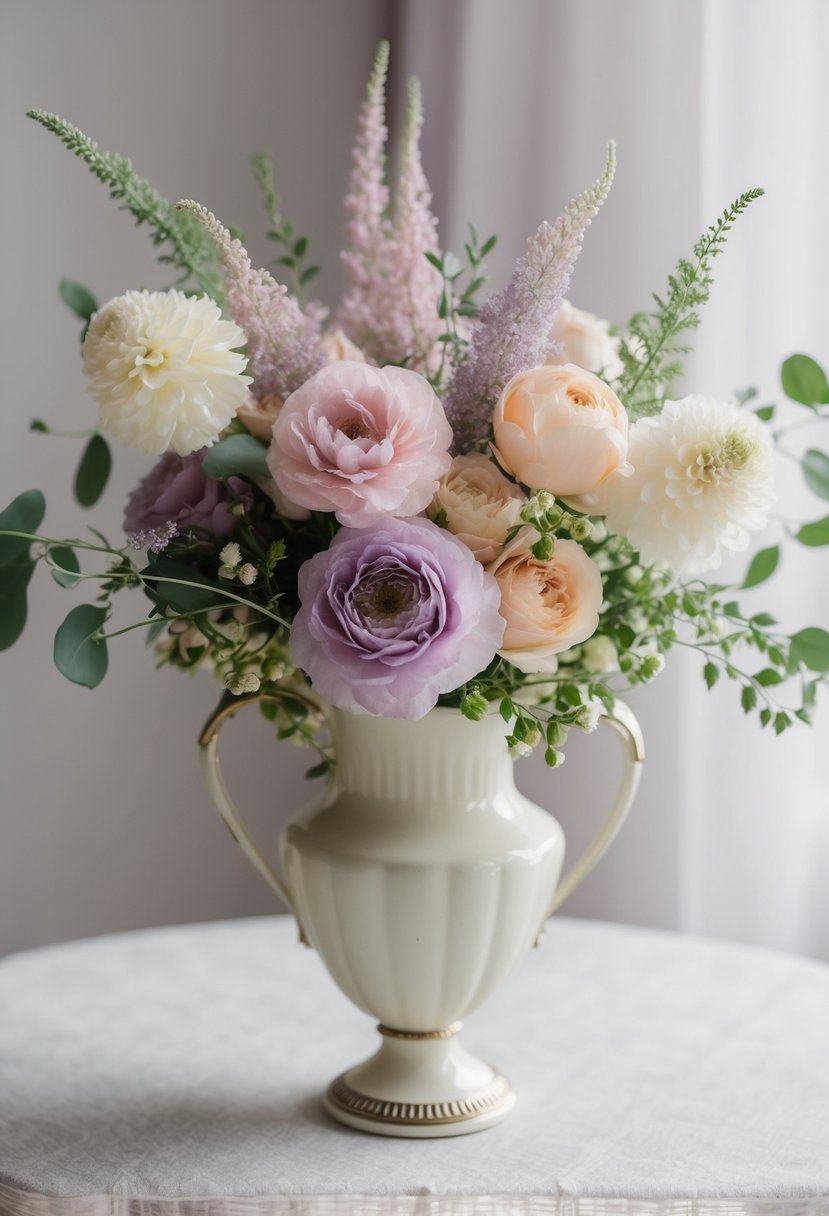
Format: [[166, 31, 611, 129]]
[[142, 556, 225, 613], [74, 435, 112, 507], [48, 545, 81, 588], [59, 278, 99, 322], [53, 603, 109, 688], [742, 545, 779, 589], [790, 627, 829, 674], [202, 434, 269, 481], [795, 516, 829, 547], [0, 557, 35, 650], [0, 489, 46, 566], [781, 353, 829, 407], [802, 450, 829, 500]]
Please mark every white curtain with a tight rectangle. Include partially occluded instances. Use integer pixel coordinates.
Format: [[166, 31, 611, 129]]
[[398, 0, 829, 957]]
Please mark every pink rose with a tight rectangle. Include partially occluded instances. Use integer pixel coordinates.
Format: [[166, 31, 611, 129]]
[[487, 528, 602, 673], [267, 361, 453, 527], [428, 453, 526, 564], [492, 363, 630, 497]]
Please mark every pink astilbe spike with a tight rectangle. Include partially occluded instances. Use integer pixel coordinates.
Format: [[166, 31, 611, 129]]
[[337, 51, 443, 373], [176, 200, 323, 401], [445, 142, 617, 454]]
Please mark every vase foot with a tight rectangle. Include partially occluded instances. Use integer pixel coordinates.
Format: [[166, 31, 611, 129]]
[[323, 1022, 515, 1138]]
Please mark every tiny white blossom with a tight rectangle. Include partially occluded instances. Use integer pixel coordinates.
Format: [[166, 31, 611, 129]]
[[583, 635, 619, 674], [238, 563, 257, 586], [220, 542, 242, 568], [224, 671, 261, 695]]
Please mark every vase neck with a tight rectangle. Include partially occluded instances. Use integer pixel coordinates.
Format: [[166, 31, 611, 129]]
[[329, 709, 516, 804]]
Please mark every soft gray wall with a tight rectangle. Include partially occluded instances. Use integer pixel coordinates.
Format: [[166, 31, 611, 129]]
[[0, 0, 391, 956]]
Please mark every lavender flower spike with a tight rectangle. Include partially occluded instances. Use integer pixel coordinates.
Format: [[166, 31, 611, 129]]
[[445, 142, 617, 454], [176, 200, 323, 401]]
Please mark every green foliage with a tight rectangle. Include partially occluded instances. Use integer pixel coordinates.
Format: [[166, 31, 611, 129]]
[[74, 434, 112, 507], [427, 225, 497, 391], [0, 490, 46, 651], [796, 516, 829, 547], [251, 149, 318, 301], [618, 188, 764, 418], [802, 449, 829, 500], [742, 545, 779, 589], [781, 354, 829, 408], [142, 555, 226, 614], [28, 111, 220, 295], [59, 279, 98, 337], [790, 628, 829, 674], [48, 545, 80, 588], [53, 603, 109, 688], [202, 434, 269, 481]]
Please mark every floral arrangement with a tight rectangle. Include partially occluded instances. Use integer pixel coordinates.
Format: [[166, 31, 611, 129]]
[[3, 42, 828, 773]]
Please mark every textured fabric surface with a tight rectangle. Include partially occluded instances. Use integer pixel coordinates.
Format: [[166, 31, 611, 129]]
[[0, 918, 828, 1215]]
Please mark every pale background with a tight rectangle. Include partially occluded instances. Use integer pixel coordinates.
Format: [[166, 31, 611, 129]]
[[1, 0, 827, 959]]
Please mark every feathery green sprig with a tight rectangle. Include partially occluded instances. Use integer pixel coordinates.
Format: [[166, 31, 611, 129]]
[[619, 188, 764, 419], [27, 110, 220, 296]]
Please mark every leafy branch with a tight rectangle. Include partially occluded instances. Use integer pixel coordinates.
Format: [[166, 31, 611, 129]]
[[618, 188, 764, 418], [251, 149, 319, 303], [28, 111, 220, 296]]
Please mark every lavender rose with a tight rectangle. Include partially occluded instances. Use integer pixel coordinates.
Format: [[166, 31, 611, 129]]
[[124, 450, 253, 540], [291, 516, 505, 719]]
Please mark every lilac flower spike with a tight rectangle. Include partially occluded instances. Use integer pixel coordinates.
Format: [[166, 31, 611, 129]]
[[176, 200, 323, 400], [337, 48, 443, 373], [445, 142, 617, 454]]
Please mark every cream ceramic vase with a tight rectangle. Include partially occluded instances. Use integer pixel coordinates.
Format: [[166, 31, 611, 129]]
[[200, 695, 644, 1138]]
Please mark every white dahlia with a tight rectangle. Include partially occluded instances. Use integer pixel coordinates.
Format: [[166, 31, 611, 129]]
[[83, 289, 252, 455], [601, 395, 775, 574]]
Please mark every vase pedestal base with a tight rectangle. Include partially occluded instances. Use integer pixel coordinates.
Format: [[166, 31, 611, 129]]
[[323, 1022, 515, 1138]]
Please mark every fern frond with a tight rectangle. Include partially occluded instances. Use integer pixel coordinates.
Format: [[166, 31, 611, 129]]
[[619, 188, 764, 419], [28, 110, 219, 296]]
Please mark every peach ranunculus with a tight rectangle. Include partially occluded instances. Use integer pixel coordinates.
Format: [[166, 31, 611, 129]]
[[487, 527, 602, 673], [547, 301, 624, 381], [319, 330, 368, 364], [492, 363, 630, 498], [237, 393, 284, 443], [267, 360, 453, 527], [428, 454, 526, 564]]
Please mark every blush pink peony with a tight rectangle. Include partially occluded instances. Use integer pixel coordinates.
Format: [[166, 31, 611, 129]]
[[487, 528, 603, 673], [492, 363, 630, 498], [267, 361, 453, 527]]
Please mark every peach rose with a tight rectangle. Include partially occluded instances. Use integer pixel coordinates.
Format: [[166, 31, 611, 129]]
[[547, 301, 623, 381], [319, 330, 367, 364], [237, 393, 283, 443], [487, 528, 602, 673], [492, 363, 630, 497], [428, 453, 526, 564]]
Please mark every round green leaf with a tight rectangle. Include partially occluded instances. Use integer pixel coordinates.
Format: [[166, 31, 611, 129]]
[[781, 354, 829, 407], [59, 279, 99, 322], [790, 627, 829, 674], [53, 604, 109, 688], [0, 489, 46, 566], [48, 545, 81, 588], [74, 435, 112, 507], [802, 450, 829, 501], [742, 545, 779, 589], [0, 558, 35, 650], [795, 516, 829, 547], [202, 434, 269, 481]]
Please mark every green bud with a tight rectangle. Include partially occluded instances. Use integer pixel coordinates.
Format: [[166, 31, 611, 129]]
[[460, 688, 489, 721], [531, 535, 554, 561], [569, 517, 593, 542], [544, 746, 566, 768]]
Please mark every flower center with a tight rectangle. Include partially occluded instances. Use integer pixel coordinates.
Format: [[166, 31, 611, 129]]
[[566, 387, 597, 408], [339, 418, 378, 441], [353, 572, 417, 621]]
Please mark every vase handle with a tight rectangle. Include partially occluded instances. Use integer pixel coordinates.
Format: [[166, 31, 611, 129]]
[[536, 701, 645, 944], [198, 688, 326, 947]]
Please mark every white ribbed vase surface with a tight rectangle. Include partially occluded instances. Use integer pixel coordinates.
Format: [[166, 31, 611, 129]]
[[200, 698, 643, 1137], [282, 708, 563, 1034]]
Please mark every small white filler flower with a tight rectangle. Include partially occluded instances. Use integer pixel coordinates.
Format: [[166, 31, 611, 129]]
[[602, 395, 775, 574], [83, 289, 251, 456]]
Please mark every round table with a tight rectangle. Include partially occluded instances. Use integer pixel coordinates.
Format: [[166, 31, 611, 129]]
[[1, 917, 828, 1216]]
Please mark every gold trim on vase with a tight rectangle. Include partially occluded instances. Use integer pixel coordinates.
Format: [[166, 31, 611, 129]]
[[377, 1021, 463, 1041], [326, 1071, 512, 1126]]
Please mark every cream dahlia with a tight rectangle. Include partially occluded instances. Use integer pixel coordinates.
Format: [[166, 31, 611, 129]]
[[83, 289, 252, 456], [601, 395, 775, 574]]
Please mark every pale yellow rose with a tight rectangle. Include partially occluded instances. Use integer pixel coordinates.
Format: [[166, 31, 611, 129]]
[[319, 330, 367, 364], [487, 528, 602, 673], [547, 301, 623, 381], [428, 453, 526, 564], [237, 393, 283, 443], [492, 363, 630, 497]]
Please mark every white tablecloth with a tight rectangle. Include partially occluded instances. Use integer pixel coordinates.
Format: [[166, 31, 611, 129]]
[[1, 917, 828, 1216]]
